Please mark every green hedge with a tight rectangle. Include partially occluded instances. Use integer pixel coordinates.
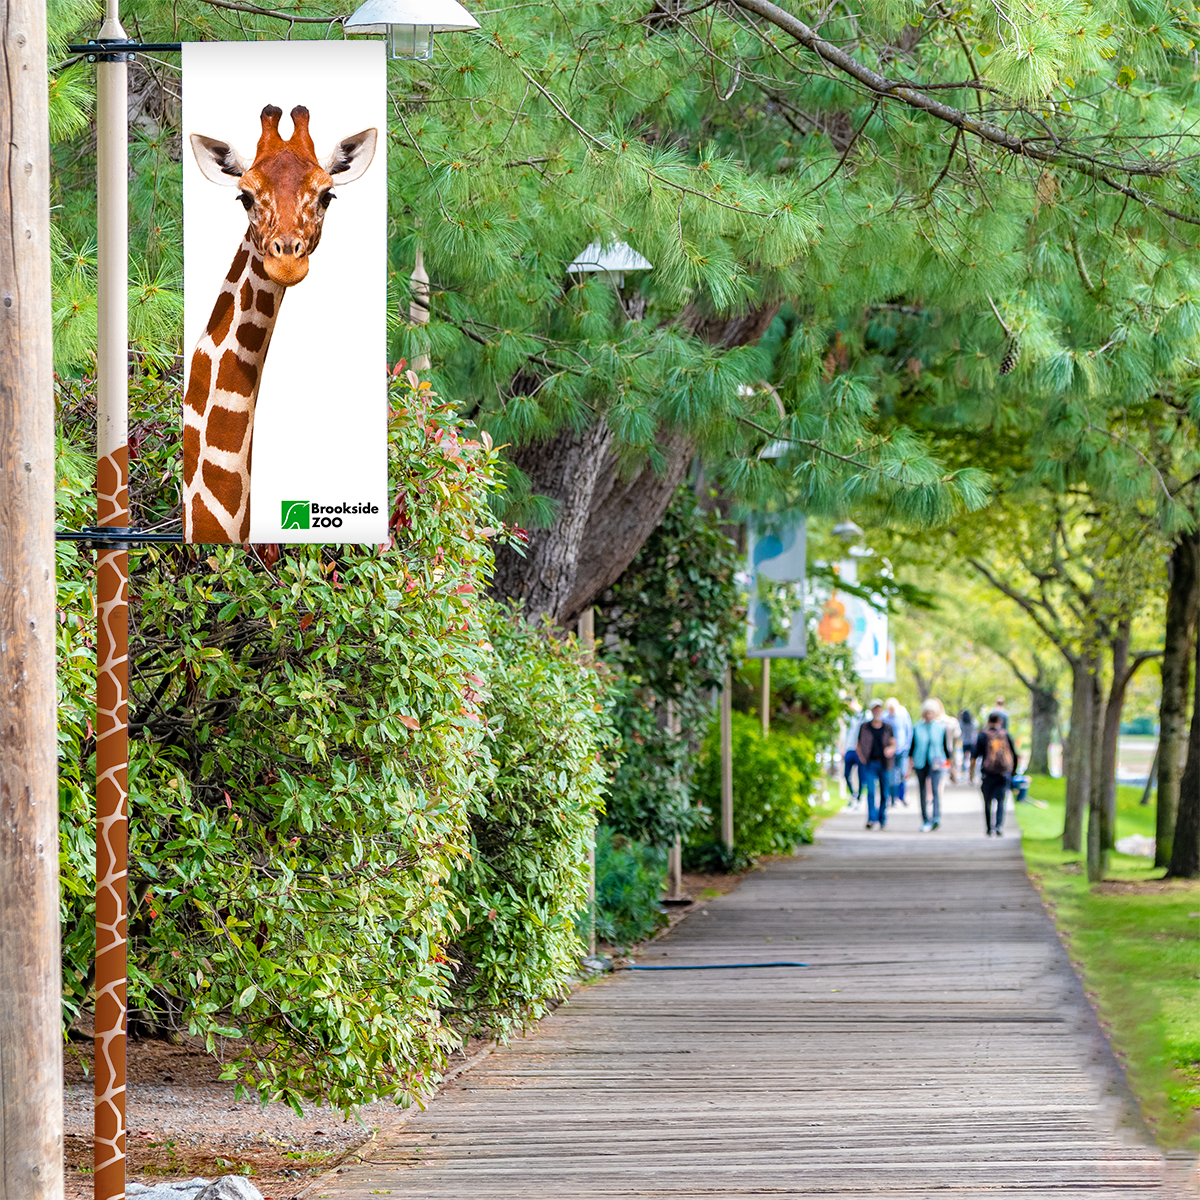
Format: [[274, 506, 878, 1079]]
[[56, 375, 609, 1113], [687, 711, 818, 871], [594, 826, 669, 948], [449, 609, 611, 1034]]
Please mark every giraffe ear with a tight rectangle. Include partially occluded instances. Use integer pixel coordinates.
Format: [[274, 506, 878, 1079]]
[[190, 134, 250, 185], [323, 128, 377, 185]]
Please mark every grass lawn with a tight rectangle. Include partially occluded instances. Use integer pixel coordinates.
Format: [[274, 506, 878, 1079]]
[[1015, 775, 1200, 1150]]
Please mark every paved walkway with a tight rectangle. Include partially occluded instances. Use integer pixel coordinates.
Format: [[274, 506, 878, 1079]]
[[324, 781, 1183, 1198]]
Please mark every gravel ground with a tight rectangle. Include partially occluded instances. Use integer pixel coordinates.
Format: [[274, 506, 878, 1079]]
[[63, 867, 746, 1199]]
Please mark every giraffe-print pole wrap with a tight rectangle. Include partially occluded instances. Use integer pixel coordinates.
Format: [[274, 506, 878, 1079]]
[[95, 447, 129, 1200]]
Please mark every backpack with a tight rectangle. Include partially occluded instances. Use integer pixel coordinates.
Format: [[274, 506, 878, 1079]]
[[982, 729, 1014, 775]]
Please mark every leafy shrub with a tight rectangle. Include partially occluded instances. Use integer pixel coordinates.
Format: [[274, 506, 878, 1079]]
[[593, 825, 668, 948], [448, 608, 612, 1035], [58, 376, 502, 1113], [686, 712, 818, 871], [596, 488, 741, 846]]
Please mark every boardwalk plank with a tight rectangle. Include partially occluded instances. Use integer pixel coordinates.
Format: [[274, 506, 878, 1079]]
[[323, 787, 1189, 1199]]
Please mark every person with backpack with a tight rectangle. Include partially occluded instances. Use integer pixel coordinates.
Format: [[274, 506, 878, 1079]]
[[908, 700, 951, 831], [856, 699, 896, 830], [974, 711, 1019, 836]]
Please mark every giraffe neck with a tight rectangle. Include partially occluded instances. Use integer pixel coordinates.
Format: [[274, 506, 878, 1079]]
[[183, 232, 286, 542]]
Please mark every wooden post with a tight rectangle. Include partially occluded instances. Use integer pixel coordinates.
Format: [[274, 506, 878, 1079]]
[[93, 9, 131, 1197], [664, 700, 688, 902], [761, 657, 770, 736], [410, 241, 431, 373], [0, 0, 64, 1190], [721, 664, 734, 849], [578, 607, 596, 953]]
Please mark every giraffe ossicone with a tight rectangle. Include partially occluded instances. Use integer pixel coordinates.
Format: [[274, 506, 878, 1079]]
[[184, 103, 377, 543]]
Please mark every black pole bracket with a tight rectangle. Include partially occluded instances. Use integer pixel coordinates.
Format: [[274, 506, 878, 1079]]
[[56, 527, 184, 550], [67, 38, 183, 62]]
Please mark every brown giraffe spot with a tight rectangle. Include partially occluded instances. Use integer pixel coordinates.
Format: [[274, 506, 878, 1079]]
[[240, 278, 254, 311], [202, 460, 244, 514], [205, 404, 251, 454], [250, 255, 271, 281], [236, 321, 268, 353], [255, 289, 276, 318], [185, 352, 212, 414], [182, 426, 201, 486], [226, 246, 250, 283], [215, 348, 258, 397], [206, 291, 236, 344], [191, 494, 235, 544]]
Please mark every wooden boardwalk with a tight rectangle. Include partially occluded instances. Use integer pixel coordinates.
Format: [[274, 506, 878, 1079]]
[[324, 784, 1184, 1198]]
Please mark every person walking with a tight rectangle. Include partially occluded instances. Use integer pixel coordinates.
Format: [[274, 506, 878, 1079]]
[[856, 699, 896, 830], [993, 697, 1010, 730], [886, 697, 913, 808], [959, 708, 977, 778], [974, 711, 1019, 836], [909, 700, 951, 831], [842, 701, 864, 807]]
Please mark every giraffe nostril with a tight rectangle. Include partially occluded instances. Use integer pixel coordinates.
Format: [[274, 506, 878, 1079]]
[[271, 239, 284, 257]]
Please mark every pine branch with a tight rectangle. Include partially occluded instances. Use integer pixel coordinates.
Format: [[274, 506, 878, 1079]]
[[197, 0, 348, 23], [725, 0, 1200, 226]]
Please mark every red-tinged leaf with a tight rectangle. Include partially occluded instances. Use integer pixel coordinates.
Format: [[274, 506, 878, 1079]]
[[399, 714, 421, 731], [299, 613, 313, 630], [454, 584, 476, 594], [224, 792, 233, 810]]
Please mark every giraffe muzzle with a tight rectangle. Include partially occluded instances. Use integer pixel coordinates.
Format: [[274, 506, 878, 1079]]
[[264, 239, 310, 286]]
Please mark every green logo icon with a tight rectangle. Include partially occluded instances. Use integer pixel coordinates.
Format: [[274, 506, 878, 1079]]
[[281, 501, 310, 530]]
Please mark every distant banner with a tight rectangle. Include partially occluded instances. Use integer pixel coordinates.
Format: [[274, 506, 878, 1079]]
[[182, 42, 387, 543], [746, 515, 807, 659], [817, 558, 891, 680]]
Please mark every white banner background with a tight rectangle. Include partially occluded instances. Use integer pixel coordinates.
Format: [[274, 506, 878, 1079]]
[[182, 41, 388, 543]]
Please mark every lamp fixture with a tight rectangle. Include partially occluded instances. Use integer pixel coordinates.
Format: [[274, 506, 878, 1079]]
[[566, 241, 652, 290], [346, 0, 479, 60]]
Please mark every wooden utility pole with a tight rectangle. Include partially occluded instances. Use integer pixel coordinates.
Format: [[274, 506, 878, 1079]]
[[0, 0, 64, 1190], [577, 608, 596, 953], [761, 658, 770, 736]]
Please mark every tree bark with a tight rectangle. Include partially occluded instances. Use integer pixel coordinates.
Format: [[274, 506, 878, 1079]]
[[1063, 650, 1096, 853], [490, 421, 615, 619], [1156, 530, 1199, 867], [560, 429, 694, 623], [1022, 657, 1060, 777], [0, 0, 63, 1190], [1168, 627, 1200, 879]]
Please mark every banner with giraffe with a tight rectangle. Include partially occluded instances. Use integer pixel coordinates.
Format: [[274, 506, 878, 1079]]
[[182, 41, 388, 544]]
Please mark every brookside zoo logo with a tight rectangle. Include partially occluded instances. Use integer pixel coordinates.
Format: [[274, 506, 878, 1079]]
[[281, 500, 379, 530]]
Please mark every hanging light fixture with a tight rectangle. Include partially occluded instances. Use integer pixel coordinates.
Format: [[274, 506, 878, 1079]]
[[346, 0, 479, 60], [566, 241, 653, 290]]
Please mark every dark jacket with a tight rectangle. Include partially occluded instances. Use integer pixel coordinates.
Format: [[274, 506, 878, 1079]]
[[974, 727, 1018, 777], [857, 719, 896, 764]]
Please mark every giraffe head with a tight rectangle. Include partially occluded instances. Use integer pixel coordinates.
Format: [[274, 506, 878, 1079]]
[[190, 104, 377, 287]]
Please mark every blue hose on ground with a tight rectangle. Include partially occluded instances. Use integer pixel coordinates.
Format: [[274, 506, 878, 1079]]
[[625, 961, 810, 970]]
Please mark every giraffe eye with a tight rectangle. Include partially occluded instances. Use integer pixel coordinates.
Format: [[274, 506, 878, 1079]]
[[237, 192, 254, 211], [318, 190, 335, 210]]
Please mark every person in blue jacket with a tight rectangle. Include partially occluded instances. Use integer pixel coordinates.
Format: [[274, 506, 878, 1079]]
[[885, 697, 914, 808], [908, 700, 951, 831]]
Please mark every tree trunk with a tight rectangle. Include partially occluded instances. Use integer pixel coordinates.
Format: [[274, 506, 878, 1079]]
[[560, 428, 694, 623], [1156, 531, 1199, 867], [491, 303, 782, 622], [1089, 623, 1131, 882], [1168, 627, 1200, 879], [1063, 650, 1096, 852], [0, 0, 63, 1189], [1027, 655, 1060, 776], [490, 421, 615, 619], [1085, 661, 1107, 879]]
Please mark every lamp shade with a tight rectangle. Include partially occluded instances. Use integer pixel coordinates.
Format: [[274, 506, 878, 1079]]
[[345, 0, 479, 32], [567, 242, 653, 274]]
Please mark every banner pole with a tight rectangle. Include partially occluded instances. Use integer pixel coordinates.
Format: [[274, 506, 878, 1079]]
[[93, 3, 130, 1197], [721, 664, 734, 849]]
